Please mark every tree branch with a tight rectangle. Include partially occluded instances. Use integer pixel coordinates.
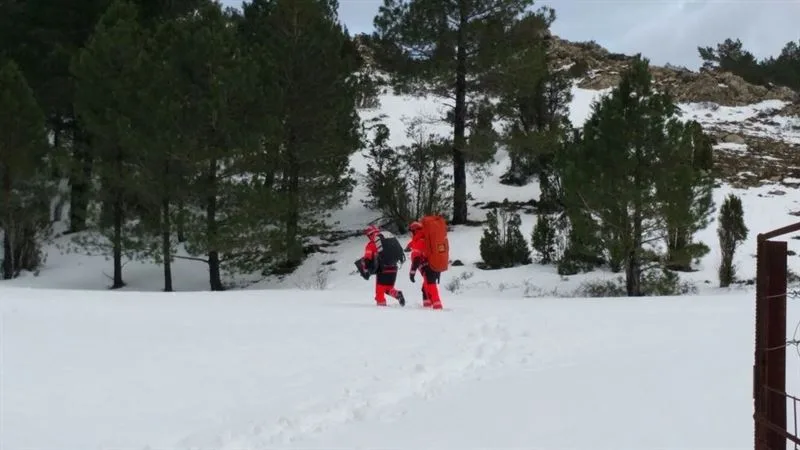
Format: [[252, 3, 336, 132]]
[[173, 255, 209, 264]]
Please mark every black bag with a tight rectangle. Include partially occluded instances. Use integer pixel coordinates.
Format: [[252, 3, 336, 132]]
[[354, 258, 371, 280], [375, 231, 405, 268]]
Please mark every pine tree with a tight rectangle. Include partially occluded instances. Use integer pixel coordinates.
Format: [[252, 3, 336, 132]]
[[657, 120, 714, 272], [479, 209, 505, 268], [531, 213, 556, 264], [717, 194, 748, 287], [242, 0, 361, 270], [479, 205, 530, 269], [493, 9, 572, 199], [125, 18, 199, 292], [697, 38, 766, 85], [0, 0, 204, 234], [560, 55, 714, 296], [162, 0, 264, 290], [373, 0, 540, 224], [764, 41, 800, 91], [505, 211, 531, 265], [0, 59, 51, 279], [71, 0, 151, 289]]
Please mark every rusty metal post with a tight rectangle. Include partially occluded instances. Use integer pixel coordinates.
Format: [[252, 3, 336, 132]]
[[755, 239, 765, 450], [758, 239, 788, 450]]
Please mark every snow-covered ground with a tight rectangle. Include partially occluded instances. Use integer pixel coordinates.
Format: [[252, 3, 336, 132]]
[[3, 287, 792, 450], [3, 82, 800, 449]]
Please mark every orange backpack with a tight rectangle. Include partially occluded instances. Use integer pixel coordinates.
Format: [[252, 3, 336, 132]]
[[420, 215, 449, 272]]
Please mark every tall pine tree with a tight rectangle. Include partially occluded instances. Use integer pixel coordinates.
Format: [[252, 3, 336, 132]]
[[241, 0, 361, 271], [71, 0, 150, 289], [129, 18, 197, 292], [0, 60, 51, 279], [164, 0, 264, 290], [373, 0, 540, 224]]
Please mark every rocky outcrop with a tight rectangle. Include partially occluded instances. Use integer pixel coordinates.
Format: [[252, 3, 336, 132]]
[[549, 36, 797, 106], [548, 36, 800, 187]]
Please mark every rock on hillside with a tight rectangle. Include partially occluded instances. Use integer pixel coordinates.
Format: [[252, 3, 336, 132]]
[[549, 36, 796, 106], [549, 35, 800, 187]]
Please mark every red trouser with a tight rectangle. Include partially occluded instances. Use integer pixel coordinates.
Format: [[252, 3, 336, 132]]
[[375, 266, 401, 305], [419, 266, 442, 309]]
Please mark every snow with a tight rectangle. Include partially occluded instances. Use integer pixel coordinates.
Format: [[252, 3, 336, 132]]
[[715, 142, 748, 152], [3, 79, 800, 449], [1, 287, 784, 450]]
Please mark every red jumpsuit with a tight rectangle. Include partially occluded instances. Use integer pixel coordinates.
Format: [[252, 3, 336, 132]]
[[362, 236, 404, 306], [407, 230, 442, 309]]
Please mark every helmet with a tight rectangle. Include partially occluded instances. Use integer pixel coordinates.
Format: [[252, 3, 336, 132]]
[[364, 224, 379, 237], [408, 221, 422, 232]]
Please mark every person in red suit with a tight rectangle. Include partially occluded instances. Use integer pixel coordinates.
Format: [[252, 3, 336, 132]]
[[360, 224, 405, 307], [406, 221, 442, 309]]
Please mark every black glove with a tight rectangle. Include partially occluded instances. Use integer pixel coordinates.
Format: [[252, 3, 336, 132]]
[[409, 272, 415, 283]]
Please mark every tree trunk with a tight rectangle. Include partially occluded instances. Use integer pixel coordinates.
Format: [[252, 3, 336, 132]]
[[666, 226, 691, 271], [69, 127, 92, 233], [206, 158, 223, 291], [111, 148, 125, 289], [626, 142, 645, 296], [451, 1, 468, 225], [2, 166, 11, 280], [162, 160, 173, 292], [111, 194, 125, 289], [285, 145, 302, 267], [626, 164, 644, 295], [2, 233, 11, 280], [176, 197, 186, 243]]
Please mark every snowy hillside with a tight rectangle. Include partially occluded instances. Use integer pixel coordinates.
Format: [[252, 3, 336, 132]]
[[3, 82, 800, 295], [4, 79, 800, 449]]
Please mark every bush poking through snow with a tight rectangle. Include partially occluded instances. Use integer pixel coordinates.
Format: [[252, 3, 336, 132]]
[[717, 193, 748, 288], [575, 269, 697, 297], [362, 118, 452, 231], [297, 267, 329, 290], [479, 205, 531, 269], [574, 279, 627, 298], [445, 271, 474, 293]]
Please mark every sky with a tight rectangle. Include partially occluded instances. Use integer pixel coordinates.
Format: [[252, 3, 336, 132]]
[[220, 0, 800, 70]]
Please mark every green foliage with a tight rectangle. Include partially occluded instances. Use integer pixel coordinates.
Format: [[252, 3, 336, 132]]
[[70, 0, 151, 288], [363, 118, 453, 230], [575, 269, 697, 298], [479, 206, 531, 269], [698, 38, 800, 90], [238, 0, 361, 270], [657, 120, 715, 272], [717, 194, 748, 287], [531, 213, 557, 264], [556, 213, 604, 276], [0, 59, 52, 279], [163, 0, 266, 289], [558, 55, 715, 296], [492, 9, 573, 192]]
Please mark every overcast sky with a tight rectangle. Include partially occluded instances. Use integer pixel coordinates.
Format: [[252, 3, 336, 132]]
[[220, 0, 800, 69]]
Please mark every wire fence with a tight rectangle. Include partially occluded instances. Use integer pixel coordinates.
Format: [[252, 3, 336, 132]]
[[755, 230, 800, 450]]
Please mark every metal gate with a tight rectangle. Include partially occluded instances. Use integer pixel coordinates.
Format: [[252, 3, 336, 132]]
[[755, 222, 800, 450]]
